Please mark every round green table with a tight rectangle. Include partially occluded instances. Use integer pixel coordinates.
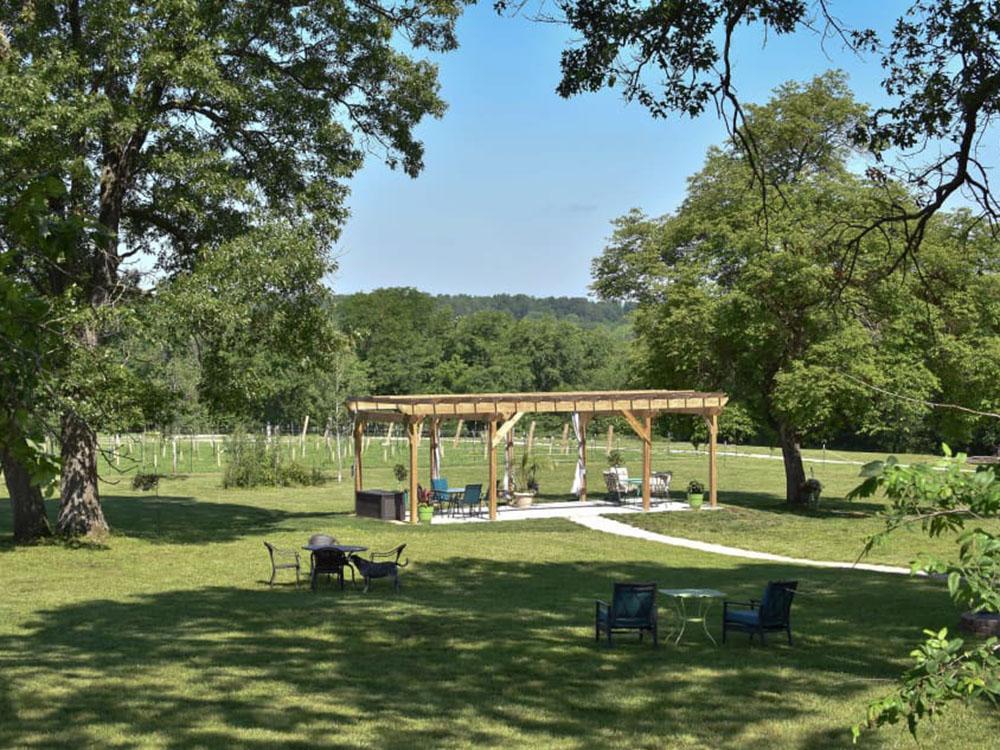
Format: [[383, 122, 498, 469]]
[[658, 588, 726, 645]]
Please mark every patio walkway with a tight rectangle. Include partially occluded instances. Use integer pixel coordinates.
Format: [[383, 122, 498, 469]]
[[432, 500, 914, 576]]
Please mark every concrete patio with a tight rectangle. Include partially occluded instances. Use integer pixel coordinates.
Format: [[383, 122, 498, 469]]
[[429, 498, 702, 524]]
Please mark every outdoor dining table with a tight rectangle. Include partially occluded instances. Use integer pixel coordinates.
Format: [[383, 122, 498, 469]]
[[658, 588, 726, 645], [442, 488, 465, 515], [302, 543, 368, 591]]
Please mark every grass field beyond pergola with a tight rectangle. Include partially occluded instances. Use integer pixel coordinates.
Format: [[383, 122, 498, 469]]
[[346, 389, 729, 521]]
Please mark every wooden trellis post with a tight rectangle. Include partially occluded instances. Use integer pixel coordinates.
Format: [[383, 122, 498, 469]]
[[487, 419, 498, 520]]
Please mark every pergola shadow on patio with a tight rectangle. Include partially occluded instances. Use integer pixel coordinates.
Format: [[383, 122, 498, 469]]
[[346, 390, 729, 524]]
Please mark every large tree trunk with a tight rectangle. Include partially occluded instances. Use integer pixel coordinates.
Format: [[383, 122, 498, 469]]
[[778, 423, 807, 505], [56, 411, 108, 538], [1, 445, 52, 543]]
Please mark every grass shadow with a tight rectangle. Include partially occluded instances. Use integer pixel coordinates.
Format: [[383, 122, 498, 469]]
[[0, 554, 980, 748]]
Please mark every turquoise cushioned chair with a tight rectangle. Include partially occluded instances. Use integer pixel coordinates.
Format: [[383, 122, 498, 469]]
[[595, 582, 658, 647], [722, 580, 798, 645]]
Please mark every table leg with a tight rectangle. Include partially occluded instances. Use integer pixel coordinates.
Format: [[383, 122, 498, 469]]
[[673, 598, 688, 644], [699, 599, 718, 646]]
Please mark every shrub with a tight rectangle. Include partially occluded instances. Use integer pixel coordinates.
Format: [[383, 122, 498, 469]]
[[607, 449, 625, 468], [222, 429, 327, 489], [132, 473, 162, 492]]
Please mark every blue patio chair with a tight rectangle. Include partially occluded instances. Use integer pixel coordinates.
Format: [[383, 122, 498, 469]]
[[595, 582, 659, 647], [722, 580, 798, 645], [457, 483, 483, 516], [430, 477, 450, 514]]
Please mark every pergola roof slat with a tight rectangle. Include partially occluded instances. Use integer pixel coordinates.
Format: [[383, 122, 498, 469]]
[[347, 389, 728, 421]]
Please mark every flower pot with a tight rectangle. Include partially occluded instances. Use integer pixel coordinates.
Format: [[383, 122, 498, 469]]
[[687, 493, 705, 509], [512, 492, 535, 509], [417, 504, 434, 524]]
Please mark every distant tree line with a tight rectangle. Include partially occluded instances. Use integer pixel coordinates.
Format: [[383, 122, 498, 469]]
[[335, 287, 630, 396]]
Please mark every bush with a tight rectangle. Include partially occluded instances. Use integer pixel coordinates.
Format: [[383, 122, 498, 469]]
[[222, 429, 328, 489], [607, 449, 624, 468], [132, 473, 162, 492]]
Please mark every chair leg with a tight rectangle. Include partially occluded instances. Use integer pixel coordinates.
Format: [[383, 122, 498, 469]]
[[787, 627, 793, 646], [294, 567, 300, 589]]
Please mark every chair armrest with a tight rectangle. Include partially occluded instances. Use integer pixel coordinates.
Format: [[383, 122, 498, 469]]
[[595, 599, 610, 611], [724, 600, 758, 610]]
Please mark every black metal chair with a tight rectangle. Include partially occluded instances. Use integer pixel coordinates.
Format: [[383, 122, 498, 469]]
[[349, 544, 408, 592], [595, 582, 659, 647], [263, 542, 301, 588], [310, 548, 355, 591], [722, 580, 798, 645]]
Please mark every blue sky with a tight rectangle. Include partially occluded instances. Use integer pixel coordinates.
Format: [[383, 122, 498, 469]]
[[331, 3, 905, 298]]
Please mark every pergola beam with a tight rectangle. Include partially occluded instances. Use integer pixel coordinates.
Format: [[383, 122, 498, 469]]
[[491, 411, 526, 449]]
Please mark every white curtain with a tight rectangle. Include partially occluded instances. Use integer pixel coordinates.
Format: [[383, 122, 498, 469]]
[[430, 421, 442, 480], [503, 429, 513, 494], [571, 413, 585, 496]]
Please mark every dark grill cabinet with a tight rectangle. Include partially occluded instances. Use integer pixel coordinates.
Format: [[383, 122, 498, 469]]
[[355, 490, 406, 521]]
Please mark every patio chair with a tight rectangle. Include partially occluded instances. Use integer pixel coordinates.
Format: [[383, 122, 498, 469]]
[[595, 582, 658, 647], [350, 544, 408, 592], [263, 542, 301, 588], [430, 477, 450, 514], [457, 483, 484, 516], [602, 468, 639, 504], [651, 471, 672, 498], [722, 580, 798, 645]]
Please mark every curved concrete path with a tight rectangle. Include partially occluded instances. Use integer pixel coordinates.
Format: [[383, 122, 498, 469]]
[[571, 513, 916, 576]]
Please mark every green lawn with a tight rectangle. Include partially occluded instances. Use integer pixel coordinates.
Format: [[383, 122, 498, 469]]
[[1, 445, 997, 748]]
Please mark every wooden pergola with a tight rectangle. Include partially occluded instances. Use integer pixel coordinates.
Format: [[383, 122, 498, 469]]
[[345, 389, 729, 524]]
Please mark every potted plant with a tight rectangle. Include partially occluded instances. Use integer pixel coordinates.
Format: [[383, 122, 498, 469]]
[[512, 453, 540, 508], [800, 477, 822, 509], [416, 485, 434, 524], [687, 480, 705, 509]]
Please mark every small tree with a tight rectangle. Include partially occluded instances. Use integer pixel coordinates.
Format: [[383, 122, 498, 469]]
[[849, 447, 1000, 739]]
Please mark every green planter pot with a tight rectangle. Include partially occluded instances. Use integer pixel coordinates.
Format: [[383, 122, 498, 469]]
[[417, 504, 434, 524], [687, 493, 705, 509]]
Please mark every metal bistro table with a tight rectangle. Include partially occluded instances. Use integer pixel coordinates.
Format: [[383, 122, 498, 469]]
[[659, 588, 726, 645], [302, 543, 367, 591]]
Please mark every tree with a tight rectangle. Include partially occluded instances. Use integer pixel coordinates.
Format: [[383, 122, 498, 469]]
[[0, 1, 468, 537], [336, 288, 452, 394], [508, 0, 1000, 264], [590, 74, 993, 503], [156, 222, 345, 426], [849, 449, 1000, 739]]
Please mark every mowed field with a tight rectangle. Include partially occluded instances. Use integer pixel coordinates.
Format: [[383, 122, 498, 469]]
[[1, 436, 997, 748]]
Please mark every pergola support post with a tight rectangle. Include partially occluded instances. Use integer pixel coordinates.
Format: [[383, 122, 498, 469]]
[[642, 414, 652, 511], [487, 420, 498, 520], [353, 420, 365, 493], [706, 413, 719, 508], [407, 418, 422, 524], [621, 409, 653, 511]]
